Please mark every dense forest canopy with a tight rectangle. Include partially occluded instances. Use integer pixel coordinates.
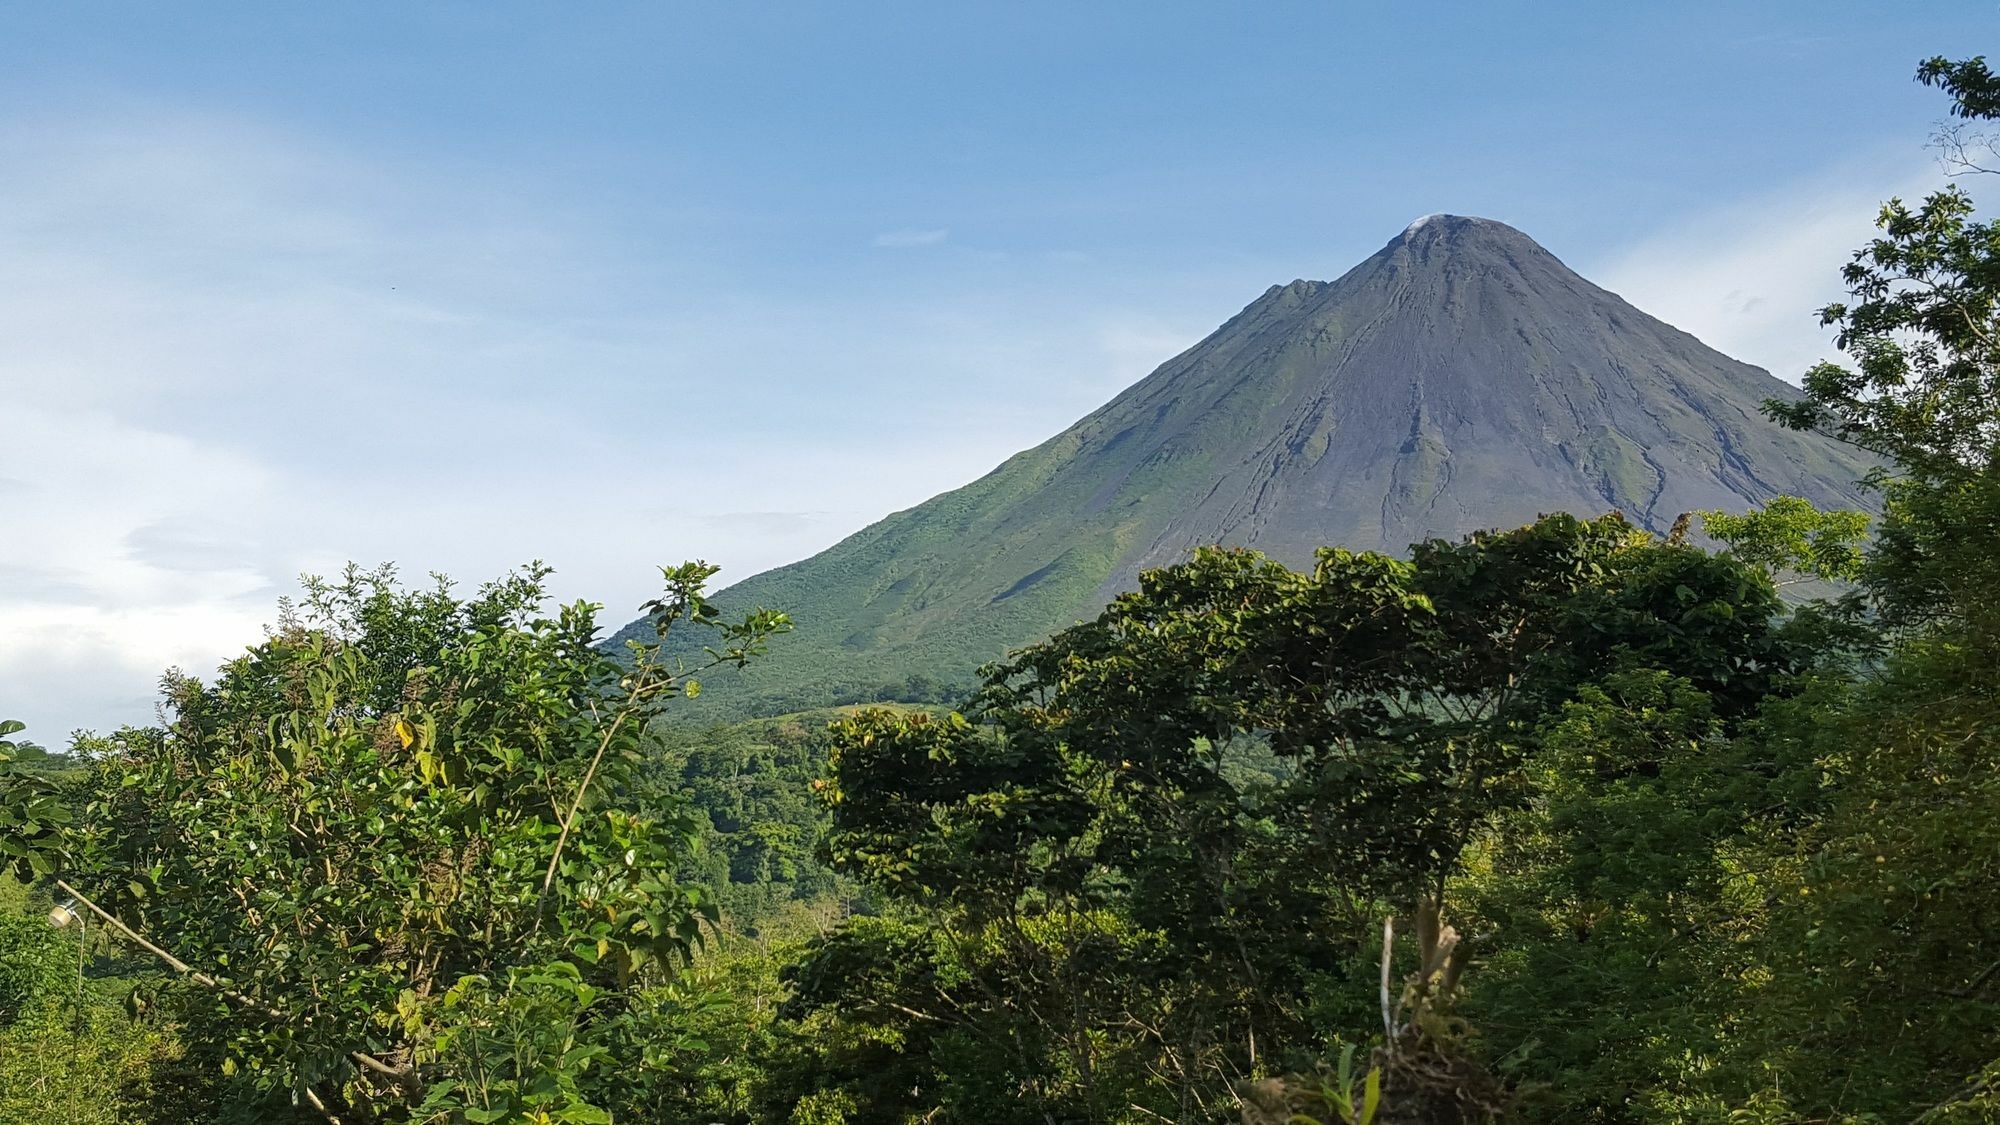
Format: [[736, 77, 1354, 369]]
[[3, 50, 1999, 1125]]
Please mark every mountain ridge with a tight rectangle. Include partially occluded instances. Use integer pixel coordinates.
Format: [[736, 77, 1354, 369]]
[[623, 215, 1878, 716]]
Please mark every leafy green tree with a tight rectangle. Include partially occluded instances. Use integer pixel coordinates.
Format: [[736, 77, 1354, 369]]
[[1729, 642, 2000, 1123], [1459, 669, 1802, 1121], [1727, 51, 2000, 1123], [0, 719, 71, 880], [795, 513, 1801, 1123], [60, 562, 786, 1123], [1698, 495, 1868, 586], [1766, 55, 2000, 630], [1921, 54, 2000, 122]]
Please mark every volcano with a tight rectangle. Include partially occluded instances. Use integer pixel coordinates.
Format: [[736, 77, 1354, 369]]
[[622, 215, 1878, 715]]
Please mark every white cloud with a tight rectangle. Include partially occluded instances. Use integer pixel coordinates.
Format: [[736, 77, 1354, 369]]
[[872, 227, 949, 248], [1590, 155, 1951, 384], [0, 405, 278, 734], [0, 109, 724, 734], [0, 105, 1201, 737]]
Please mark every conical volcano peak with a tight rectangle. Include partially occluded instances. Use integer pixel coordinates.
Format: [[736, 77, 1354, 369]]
[[1390, 213, 1546, 258], [1402, 212, 1487, 233], [1397, 212, 1517, 237]]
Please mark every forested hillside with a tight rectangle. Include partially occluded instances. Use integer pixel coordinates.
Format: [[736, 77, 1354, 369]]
[[639, 708, 868, 921], [2, 50, 1998, 1125]]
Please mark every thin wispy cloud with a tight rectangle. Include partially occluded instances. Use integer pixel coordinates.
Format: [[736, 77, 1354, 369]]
[[1592, 154, 1950, 384], [873, 228, 949, 248]]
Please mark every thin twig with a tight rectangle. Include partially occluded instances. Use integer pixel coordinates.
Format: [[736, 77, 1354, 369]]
[[302, 1085, 344, 1125], [539, 699, 638, 902]]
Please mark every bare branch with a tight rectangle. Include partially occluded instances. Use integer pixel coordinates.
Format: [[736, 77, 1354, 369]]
[[53, 879, 420, 1095]]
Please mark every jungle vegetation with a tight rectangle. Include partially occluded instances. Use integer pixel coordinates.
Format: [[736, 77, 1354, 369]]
[[2, 51, 1999, 1125]]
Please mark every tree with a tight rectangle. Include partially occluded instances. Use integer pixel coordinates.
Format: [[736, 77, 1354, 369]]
[[640, 710, 853, 922], [0, 719, 70, 880], [1767, 55, 2000, 629], [1731, 52, 2000, 1123], [1697, 495, 1868, 587], [1922, 54, 2000, 125], [60, 562, 787, 1123], [794, 513, 1802, 1123]]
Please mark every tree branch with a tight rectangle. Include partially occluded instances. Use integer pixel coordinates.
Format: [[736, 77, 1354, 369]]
[[53, 879, 420, 1095]]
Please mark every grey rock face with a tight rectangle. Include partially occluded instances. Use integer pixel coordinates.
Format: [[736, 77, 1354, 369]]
[[1075, 214, 1869, 589]]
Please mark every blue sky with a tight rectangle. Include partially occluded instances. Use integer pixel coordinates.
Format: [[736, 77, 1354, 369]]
[[0, 1, 1988, 733]]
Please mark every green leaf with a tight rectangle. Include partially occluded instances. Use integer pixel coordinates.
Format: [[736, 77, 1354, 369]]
[[1359, 1066, 1382, 1125]]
